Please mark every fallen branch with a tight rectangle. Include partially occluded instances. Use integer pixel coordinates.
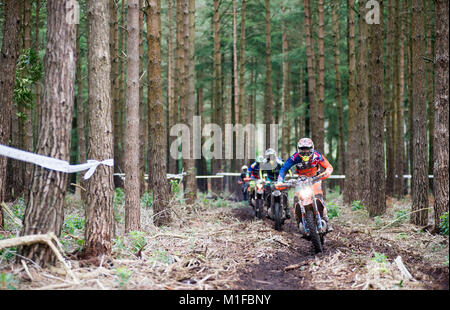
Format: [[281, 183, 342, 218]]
[[377, 207, 432, 231], [394, 256, 416, 281], [0, 232, 78, 283], [0, 202, 23, 227]]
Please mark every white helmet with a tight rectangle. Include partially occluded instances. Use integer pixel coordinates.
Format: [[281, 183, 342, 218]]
[[256, 155, 265, 163], [264, 148, 276, 158], [241, 165, 248, 171]]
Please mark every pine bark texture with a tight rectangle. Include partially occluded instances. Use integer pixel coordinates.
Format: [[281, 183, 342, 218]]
[[344, 0, 358, 205], [23, 0, 33, 197], [356, 3, 370, 204], [304, 0, 316, 147], [182, 0, 197, 204], [369, 1, 386, 217], [0, 0, 22, 228], [167, 0, 176, 174], [316, 0, 325, 153], [147, 0, 171, 226], [332, 1, 345, 185], [211, 0, 223, 192], [76, 23, 87, 201], [264, 0, 273, 149], [124, 0, 141, 232], [432, 0, 449, 232], [83, 0, 115, 258], [281, 7, 289, 160], [410, 0, 429, 226], [19, 0, 76, 265]]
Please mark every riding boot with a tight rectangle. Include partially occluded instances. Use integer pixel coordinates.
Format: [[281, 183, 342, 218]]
[[323, 216, 334, 232], [284, 206, 290, 219]]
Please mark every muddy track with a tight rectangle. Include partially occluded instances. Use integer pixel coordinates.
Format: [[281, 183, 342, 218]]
[[229, 205, 449, 290]]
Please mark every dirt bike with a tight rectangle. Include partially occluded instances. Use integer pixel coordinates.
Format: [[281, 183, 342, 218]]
[[275, 174, 328, 254], [244, 177, 265, 219], [267, 181, 289, 231]]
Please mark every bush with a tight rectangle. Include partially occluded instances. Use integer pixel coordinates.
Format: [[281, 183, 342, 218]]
[[372, 252, 388, 264], [62, 214, 85, 235], [351, 200, 365, 211], [140, 191, 153, 208], [327, 202, 340, 219], [394, 210, 409, 224], [128, 231, 147, 252], [440, 212, 449, 236]]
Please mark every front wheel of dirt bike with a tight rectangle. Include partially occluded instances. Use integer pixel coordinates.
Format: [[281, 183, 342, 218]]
[[274, 202, 282, 231], [305, 210, 323, 254], [256, 198, 264, 219]]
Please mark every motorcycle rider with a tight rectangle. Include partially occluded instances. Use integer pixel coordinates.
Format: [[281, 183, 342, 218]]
[[246, 155, 265, 206], [248, 149, 287, 216], [238, 165, 249, 201], [277, 138, 334, 232]]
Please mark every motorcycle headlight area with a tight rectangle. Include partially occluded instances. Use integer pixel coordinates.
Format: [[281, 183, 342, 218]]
[[297, 186, 313, 199]]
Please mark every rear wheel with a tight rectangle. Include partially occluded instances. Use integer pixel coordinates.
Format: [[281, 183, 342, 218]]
[[305, 210, 323, 254], [274, 202, 282, 231], [256, 198, 264, 219]]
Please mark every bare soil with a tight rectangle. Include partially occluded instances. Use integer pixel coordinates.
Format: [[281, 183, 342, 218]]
[[0, 192, 448, 290]]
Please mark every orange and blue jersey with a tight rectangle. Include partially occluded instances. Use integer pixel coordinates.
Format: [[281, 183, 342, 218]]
[[278, 150, 333, 182]]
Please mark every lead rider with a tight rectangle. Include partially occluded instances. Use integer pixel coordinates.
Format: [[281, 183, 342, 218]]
[[277, 138, 334, 232]]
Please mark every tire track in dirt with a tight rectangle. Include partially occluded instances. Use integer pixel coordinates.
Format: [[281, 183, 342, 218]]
[[229, 204, 449, 290], [230, 205, 325, 290]]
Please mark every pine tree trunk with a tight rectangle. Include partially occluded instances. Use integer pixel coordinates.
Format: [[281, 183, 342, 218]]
[[182, 0, 197, 204], [167, 0, 177, 174], [369, 1, 386, 217], [281, 7, 289, 159], [83, 0, 115, 258], [118, 0, 126, 182], [23, 0, 33, 197], [393, 0, 405, 198], [316, 0, 325, 153], [304, 0, 316, 149], [111, 0, 122, 188], [147, 0, 171, 226], [238, 0, 246, 162], [124, 0, 141, 232], [344, 0, 358, 205], [407, 0, 414, 192], [0, 0, 22, 228], [410, 0, 429, 226], [264, 0, 273, 149], [385, 0, 395, 197], [138, 0, 147, 196], [34, 0, 42, 147], [211, 0, 223, 192], [332, 1, 344, 189], [432, 0, 449, 233], [76, 23, 87, 201], [356, 3, 370, 204], [425, 0, 435, 191], [18, 0, 76, 265]]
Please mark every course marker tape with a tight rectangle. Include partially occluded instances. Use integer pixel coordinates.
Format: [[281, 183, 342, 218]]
[[0, 144, 113, 180]]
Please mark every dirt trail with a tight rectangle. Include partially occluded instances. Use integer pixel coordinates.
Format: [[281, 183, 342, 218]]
[[229, 205, 449, 290]]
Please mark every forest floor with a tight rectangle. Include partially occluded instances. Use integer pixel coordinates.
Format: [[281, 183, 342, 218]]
[[0, 188, 448, 290]]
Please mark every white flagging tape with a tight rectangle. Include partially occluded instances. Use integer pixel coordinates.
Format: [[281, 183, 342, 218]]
[[0, 144, 114, 180]]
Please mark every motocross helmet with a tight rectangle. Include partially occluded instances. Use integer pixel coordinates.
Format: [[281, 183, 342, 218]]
[[241, 165, 248, 172], [256, 155, 265, 163], [297, 138, 314, 162]]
